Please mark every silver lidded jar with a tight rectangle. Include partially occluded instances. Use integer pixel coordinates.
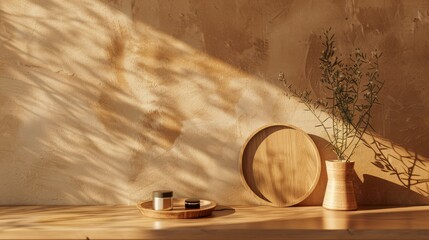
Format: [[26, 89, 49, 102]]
[[152, 190, 173, 211]]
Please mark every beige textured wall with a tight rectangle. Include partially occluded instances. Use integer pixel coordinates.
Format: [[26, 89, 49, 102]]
[[0, 0, 428, 205]]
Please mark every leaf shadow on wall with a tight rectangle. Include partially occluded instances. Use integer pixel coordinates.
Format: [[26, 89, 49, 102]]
[[0, 0, 262, 204], [0, 64, 132, 204], [363, 134, 429, 200], [0, 1, 186, 204], [360, 66, 429, 201]]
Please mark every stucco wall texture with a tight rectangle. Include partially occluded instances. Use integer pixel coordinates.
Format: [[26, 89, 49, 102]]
[[0, 0, 428, 205]]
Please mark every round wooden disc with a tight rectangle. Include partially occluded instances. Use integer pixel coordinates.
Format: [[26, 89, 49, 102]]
[[239, 124, 321, 207]]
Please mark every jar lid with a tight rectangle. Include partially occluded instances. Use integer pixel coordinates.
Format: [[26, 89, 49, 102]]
[[185, 198, 200, 203], [153, 190, 173, 198]]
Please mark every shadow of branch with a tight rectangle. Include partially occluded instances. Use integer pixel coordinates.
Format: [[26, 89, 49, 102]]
[[363, 134, 429, 198]]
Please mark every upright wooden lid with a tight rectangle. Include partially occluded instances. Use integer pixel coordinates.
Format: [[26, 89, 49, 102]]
[[239, 124, 321, 207]]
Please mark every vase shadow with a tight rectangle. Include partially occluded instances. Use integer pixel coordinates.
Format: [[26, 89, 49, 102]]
[[355, 174, 429, 206]]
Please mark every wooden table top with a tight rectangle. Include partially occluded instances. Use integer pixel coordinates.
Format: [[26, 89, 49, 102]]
[[1, 205, 429, 239]]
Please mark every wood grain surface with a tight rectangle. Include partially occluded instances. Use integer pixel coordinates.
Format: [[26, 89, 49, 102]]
[[240, 124, 321, 206], [1, 205, 429, 239], [137, 198, 216, 219]]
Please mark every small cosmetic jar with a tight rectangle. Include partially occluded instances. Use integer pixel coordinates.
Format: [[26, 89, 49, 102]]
[[152, 190, 173, 211], [185, 198, 200, 209]]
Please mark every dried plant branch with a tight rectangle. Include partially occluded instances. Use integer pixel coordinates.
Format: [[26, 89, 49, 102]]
[[280, 29, 384, 162]]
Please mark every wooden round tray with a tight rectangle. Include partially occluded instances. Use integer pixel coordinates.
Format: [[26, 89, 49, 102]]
[[239, 123, 321, 207], [137, 198, 216, 219]]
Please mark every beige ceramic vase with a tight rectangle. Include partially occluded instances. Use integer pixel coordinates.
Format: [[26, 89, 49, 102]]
[[322, 160, 357, 210]]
